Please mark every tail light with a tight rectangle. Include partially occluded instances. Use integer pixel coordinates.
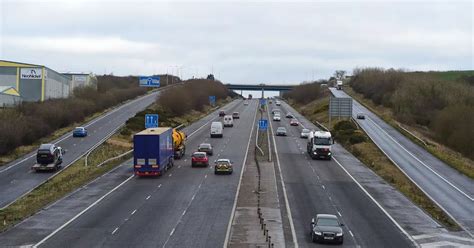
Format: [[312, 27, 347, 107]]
[[151, 165, 159, 168], [134, 165, 142, 168]]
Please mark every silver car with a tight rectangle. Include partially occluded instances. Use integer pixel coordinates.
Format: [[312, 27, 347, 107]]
[[300, 128, 311, 138], [276, 127, 287, 136]]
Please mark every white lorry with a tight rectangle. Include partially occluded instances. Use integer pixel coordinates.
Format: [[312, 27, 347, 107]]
[[307, 131, 333, 160]]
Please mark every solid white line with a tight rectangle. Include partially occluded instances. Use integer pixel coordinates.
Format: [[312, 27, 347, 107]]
[[146, 195, 151, 200], [169, 228, 175, 236], [366, 117, 473, 201], [268, 104, 299, 248], [332, 157, 419, 247], [182, 210, 186, 216], [168, 173, 172, 177], [131, 209, 137, 215], [349, 230, 354, 237], [158, 184, 162, 188], [223, 101, 258, 248], [337, 211, 342, 217], [34, 174, 135, 247], [111, 227, 119, 235]]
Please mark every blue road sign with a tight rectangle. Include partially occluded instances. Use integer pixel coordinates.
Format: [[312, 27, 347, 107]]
[[259, 99, 266, 106], [209, 96, 216, 106], [145, 114, 159, 128], [139, 76, 160, 87], [258, 119, 268, 130]]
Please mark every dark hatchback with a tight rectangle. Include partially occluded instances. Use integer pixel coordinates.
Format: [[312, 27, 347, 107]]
[[310, 214, 344, 244]]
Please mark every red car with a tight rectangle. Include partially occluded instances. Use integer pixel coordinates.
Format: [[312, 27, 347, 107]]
[[290, 119, 299, 126], [191, 152, 209, 167]]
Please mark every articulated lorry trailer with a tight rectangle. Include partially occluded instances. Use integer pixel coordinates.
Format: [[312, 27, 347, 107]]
[[133, 128, 175, 176]]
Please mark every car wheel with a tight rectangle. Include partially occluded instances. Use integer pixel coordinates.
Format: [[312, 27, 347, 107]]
[[311, 232, 317, 243]]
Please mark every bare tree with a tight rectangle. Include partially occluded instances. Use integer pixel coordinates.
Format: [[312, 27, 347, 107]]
[[334, 70, 346, 80]]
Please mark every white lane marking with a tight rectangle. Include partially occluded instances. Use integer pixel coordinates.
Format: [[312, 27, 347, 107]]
[[332, 157, 418, 246], [182, 210, 186, 216], [146, 195, 151, 200], [191, 194, 195, 201], [267, 104, 299, 248], [178, 165, 181, 169], [131, 209, 137, 215], [349, 230, 354, 237], [73, 144, 76, 146], [337, 211, 342, 217], [223, 102, 259, 248], [111, 227, 119, 235], [34, 174, 135, 247], [158, 184, 162, 188], [204, 174, 207, 179], [169, 228, 175, 236], [322, 185, 325, 189], [366, 117, 473, 201]]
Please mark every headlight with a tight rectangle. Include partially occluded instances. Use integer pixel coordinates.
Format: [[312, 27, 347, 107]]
[[313, 151, 317, 154], [314, 231, 322, 235], [328, 152, 331, 155], [336, 232, 343, 236]]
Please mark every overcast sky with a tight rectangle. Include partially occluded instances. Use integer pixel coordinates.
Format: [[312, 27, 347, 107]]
[[0, 0, 472, 85]]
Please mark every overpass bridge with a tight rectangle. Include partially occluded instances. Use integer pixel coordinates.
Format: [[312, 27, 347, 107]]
[[225, 83, 295, 97]]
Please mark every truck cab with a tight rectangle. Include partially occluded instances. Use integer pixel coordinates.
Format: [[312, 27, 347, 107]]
[[307, 131, 333, 160], [336, 80, 343, 90]]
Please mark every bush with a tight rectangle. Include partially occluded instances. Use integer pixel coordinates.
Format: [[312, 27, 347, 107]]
[[350, 68, 474, 159], [283, 80, 327, 104], [349, 131, 366, 144]]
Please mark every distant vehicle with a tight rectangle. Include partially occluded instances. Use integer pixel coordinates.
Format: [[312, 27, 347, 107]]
[[310, 214, 344, 244], [198, 143, 213, 155], [269, 100, 272, 104], [214, 158, 233, 174], [72, 127, 87, 137], [210, 121, 224, 138], [219, 110, 226, 117], [356, 113, 365, 119], [32, 143, 65, 171], [232, 112, 240, 119], [320, 84, 327, 87], [300, 128, 311, 138], [336, 80, 343, 90], [272, 109, 281, 115], [244, 101, 249, 106], [290, 119, 299, 126], [286, 113, 294, 118], [133, 128, 174, 176], [191, 152, 209, 167], [248, 94, 253, 99], [307, 131, 333, 160], [223, 115, 234, 127], [276, 127, 287, 136], [273, 114, 281, 121], [275, 101, 281, 106]]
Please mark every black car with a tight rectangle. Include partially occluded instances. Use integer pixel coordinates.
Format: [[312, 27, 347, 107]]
[[219, 110, 226, 117], [33, 144, 65, 171], [356, 113, 365, 119], [286, 112, 294, 118], [310, 214, 344, 244], [198, 143, 213, 155]]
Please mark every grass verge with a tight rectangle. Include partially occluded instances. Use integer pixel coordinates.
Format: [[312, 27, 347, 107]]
[[288, 96, 460, 230], [343, 87, 473, 179], [0, 97, 234, 233]]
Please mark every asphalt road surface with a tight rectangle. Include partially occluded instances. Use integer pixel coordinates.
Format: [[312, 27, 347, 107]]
[[269, 101, 414, 247], [330, 88, 474, 236], [0, 89, 170, 209], [37, 99, 258, 248]]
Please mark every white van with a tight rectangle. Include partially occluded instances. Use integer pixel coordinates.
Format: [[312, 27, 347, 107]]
[[223, 115, 234, 127], [210, 121, 224, 138]]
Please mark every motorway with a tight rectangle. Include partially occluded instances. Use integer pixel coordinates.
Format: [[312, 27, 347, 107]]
[[268, 101, 413, 247], [329, 88, 474, 236], [34, 99, 258, 248], [0, 89, 169, 209]]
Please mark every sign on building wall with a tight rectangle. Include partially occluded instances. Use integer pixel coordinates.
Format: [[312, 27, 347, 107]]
[[20, 68, 43, 79], [73, 75, 87, 82]]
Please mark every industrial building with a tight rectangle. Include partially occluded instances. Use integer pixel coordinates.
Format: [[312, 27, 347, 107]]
[[63, 73, 97, 91], [0, 60, 71, 103], [0, 86, 22, 107]]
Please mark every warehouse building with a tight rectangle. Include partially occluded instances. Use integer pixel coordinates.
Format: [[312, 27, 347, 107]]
[[0, 86, 22, 107], [0, 60, 71, 102], [62, 73, 97, 92]]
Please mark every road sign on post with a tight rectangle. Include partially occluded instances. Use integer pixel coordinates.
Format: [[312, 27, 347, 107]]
[[329, 97, 352, 128], [139, 76, 160, 87], [259, 99, 266, 107], [209, 96, 216, 106], [145, 114, 159, 128], [258, 119, 268, 130]]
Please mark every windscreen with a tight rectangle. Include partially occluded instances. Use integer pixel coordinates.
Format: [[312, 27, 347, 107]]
[[314, 137, 332, 145], [193, 153, 206, 158], [317, 218, 339, 227]]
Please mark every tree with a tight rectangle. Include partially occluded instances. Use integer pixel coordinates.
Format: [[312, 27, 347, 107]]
[[334, 70, 346, 80]]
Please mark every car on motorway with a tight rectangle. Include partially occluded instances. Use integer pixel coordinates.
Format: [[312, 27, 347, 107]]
[[300, 128, 311, 138], [214, 158, 233, 174], [290, 119, 299, 126], [273, 114, 281, 121], [272, 109, 281, 115], [286, 112, 294, 118], [191, 152, 209, 167], [72, 127, 88, 137], [275, 127, 287, 136], [356, 113, 365, 119], [310, 214, 344, 244], [198, 143, 213, 155], [244, 101, 249, 106], [32, 144, 65, 171], [232, 111, 240, 119], [219, 110, 226, 117], [210, 121, 224, 138], [275, 101, 281, 106]]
